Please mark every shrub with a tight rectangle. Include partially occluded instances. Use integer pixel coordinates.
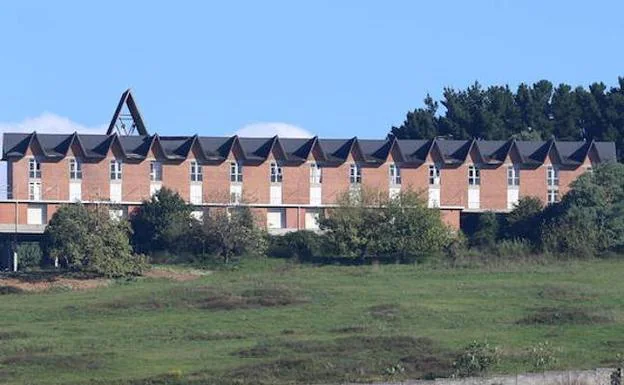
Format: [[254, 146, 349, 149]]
[[280, 231, 324, 260], [320, 189, 451, 262], [470, 212, 500, 248], [526, 341, 558, 371], [15, 242, 43, 269], [46, 204, 148, 277], [491, 239, 534, 258], [453, 340, 499, 377], [130, 187, 194, 254], [504, 196, 544, 244]]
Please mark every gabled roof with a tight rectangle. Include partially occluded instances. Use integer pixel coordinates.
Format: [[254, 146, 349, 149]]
[[2, 132, 618, 168], [106, 89, 148, 136]]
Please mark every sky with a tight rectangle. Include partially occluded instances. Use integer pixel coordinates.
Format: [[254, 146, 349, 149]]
[[0, 1, 623, 192]]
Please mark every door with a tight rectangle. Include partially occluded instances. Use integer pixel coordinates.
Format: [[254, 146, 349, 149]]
[[468, 188, 480, 209], [270, 185, 282, 205], [110, 183, 122, 203], [507, 188, 519, 210], [69, 182, 82, 202], [310, 186, 322, 205], [190, 184, 202, 205]]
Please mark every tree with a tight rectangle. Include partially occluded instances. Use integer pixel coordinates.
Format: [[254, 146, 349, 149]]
[[319, 189, 451, 262], [469, 212, 500, 248], [504, 196, 543, 244], [390, 94, 440, 139], [201, 207, 267, 264], [46, 204, 147, 277], [130, 187, 194, 253]]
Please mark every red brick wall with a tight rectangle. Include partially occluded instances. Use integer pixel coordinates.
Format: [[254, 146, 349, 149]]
[[286, 207, 303, 229], [362, 164, 388, 196], [163, 160, 190, 201], [282, 163, 309, 204], [322, 162, 350, 204], [441, 165, 467, 206], [243, 162, 270, 204], [480, 165, 507, 210], [440, 209, 460, 230], [520, 166, 547, 204], [82, 159, 110, 201], [399, 164, 428, 197], [122, 160, 150, 202], [11, 157, 29, 200], [41, 159, 68, 200]]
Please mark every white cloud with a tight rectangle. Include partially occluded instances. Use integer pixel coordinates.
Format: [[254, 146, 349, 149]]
[[235, 122, 313, 138], [0, 112, 106, 198]]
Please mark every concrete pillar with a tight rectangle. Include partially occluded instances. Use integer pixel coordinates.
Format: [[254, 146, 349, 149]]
[[12, 251, 17, 272]]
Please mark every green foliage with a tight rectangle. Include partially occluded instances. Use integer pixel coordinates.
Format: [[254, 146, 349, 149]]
[[470, 212, 500, 248], [15, 242, 43, 269], [505, 197, 544, 243], [391, 77, 624, 160], [526, 341, 558, 371], [541, 163, 624, 256], [130, 187, 194, 253], [453, 340, 499, 377], [320, 189, 451, 262], [45, 204, 148, 277], [269, 231, 325, 260], [200, 207, 267, 264]]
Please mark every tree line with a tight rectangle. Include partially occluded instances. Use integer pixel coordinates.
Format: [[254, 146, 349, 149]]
[[390, 77, 624, 159]]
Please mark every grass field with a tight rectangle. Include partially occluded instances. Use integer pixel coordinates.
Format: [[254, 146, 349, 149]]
[[1, 258, 624, 384]]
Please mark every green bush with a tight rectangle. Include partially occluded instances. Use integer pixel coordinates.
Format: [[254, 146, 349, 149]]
[[504, 196, 544, 244], [15, 242, 43, 270], [46, 204, 148, 277], [491, 239, 535, 258], [453, 340, 499, 377], [526, 341, 558, 371], [470, 212, 500, 248]]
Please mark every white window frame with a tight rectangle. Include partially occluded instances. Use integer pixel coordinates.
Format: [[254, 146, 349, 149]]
[[69, 158, 82, 180], [507, 165, 519, 187], [468, 165, 480, 186], [270, 162, 283, 183], [28, 181, 41, 200], [547, 165, 559, 187], [230, 161, 243, 183], [428, 164, 440, 185], [190, 161, 203, 182], [150, 161, 162, 182], [29, 158, 41, 179], [547, 188, 559, 204], [349, 163, 361, 184], [389, 164, 401, 185], [110, 160, 122, 181], [310, 163, 322, 184]]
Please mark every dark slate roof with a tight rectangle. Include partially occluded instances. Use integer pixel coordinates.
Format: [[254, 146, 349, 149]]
[[1, 132, 617, 168]]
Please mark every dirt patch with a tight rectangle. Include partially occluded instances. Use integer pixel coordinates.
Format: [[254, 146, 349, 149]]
[[185, 331, 247, 341], [0, 330, 29, 340], [0, 276, 109, 292], [144, 267, 209, 282], [330, 325, 368, 334], [517, 307, 611, 325], [1, 352, 109, 371], [537, 285, 595, 301], [0, 285, 24, 295]]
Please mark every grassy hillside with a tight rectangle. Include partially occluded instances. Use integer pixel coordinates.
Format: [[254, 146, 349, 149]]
[[1, 259, 624, 384]]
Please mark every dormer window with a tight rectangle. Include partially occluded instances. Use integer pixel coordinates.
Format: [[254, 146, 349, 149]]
[[428, 164, 440, 185], [349, 163, 361, 184], [507, 165, 519, 186], [29, 158, 41, 179], [270, 162, 283, 183], [110, 160, 122, 181], [190, 161, 202, 182], [230, 161, 243, 182], [150, 161, 162, 182], [547, 166, 559, 186], [389, 164, 401, 185], [310, 163, 322, 184], [69, 159, 82, 180], [468, 165, 480, 186]]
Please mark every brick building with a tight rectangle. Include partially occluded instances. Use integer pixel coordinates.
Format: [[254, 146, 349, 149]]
[[0, 91, 617, 237]]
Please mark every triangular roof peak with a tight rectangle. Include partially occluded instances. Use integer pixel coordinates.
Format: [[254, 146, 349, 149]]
[[106, 88, 148, 136]]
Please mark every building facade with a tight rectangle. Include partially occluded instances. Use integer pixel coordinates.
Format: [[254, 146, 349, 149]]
[[0, 131, 616, 234]]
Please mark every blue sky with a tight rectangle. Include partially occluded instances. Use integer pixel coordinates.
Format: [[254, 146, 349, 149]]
[[0, 0, 623, 142]]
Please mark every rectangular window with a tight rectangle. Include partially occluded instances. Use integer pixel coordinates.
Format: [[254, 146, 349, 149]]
[[349, 163, 361, 184], [547, 188, 559, 204], [547, 166, 559, 186], [310, 163, 322, 184], [190, 161, 202, 182], [110, 160, 122, 181], [507, 165, 520, 186], [230, 161, 243, 182], [29, 158, 41, 179], [389, 164, 401, 185], [468, 165, 480, 186], [428, 164, 440, 185], [150, 161, 162, 182], [69, 159, 82, 180], [28, 182, 41, 200], [270, 162, 283, 183]]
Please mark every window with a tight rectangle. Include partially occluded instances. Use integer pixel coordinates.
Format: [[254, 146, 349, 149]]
[[389, 164, 401, 185], [230, 191, 242, 204], [310, 163, 322, 184], [110, 160, 122, 181], [468, 165, 480, 186], [69, 159, 82, 180], [507, 165, 519, 186], [190, 161, 202, 182], [28, 182, 41, 200], [150, 161, 162, 182], [428, 164, 440, 185], [547, 188, 559, 204], [349, 163, 361, 184], [28, 158, 41, 179], [230, 161, 243, 182], [547, 166, 559, 186], [270, 162, 283, 183]]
